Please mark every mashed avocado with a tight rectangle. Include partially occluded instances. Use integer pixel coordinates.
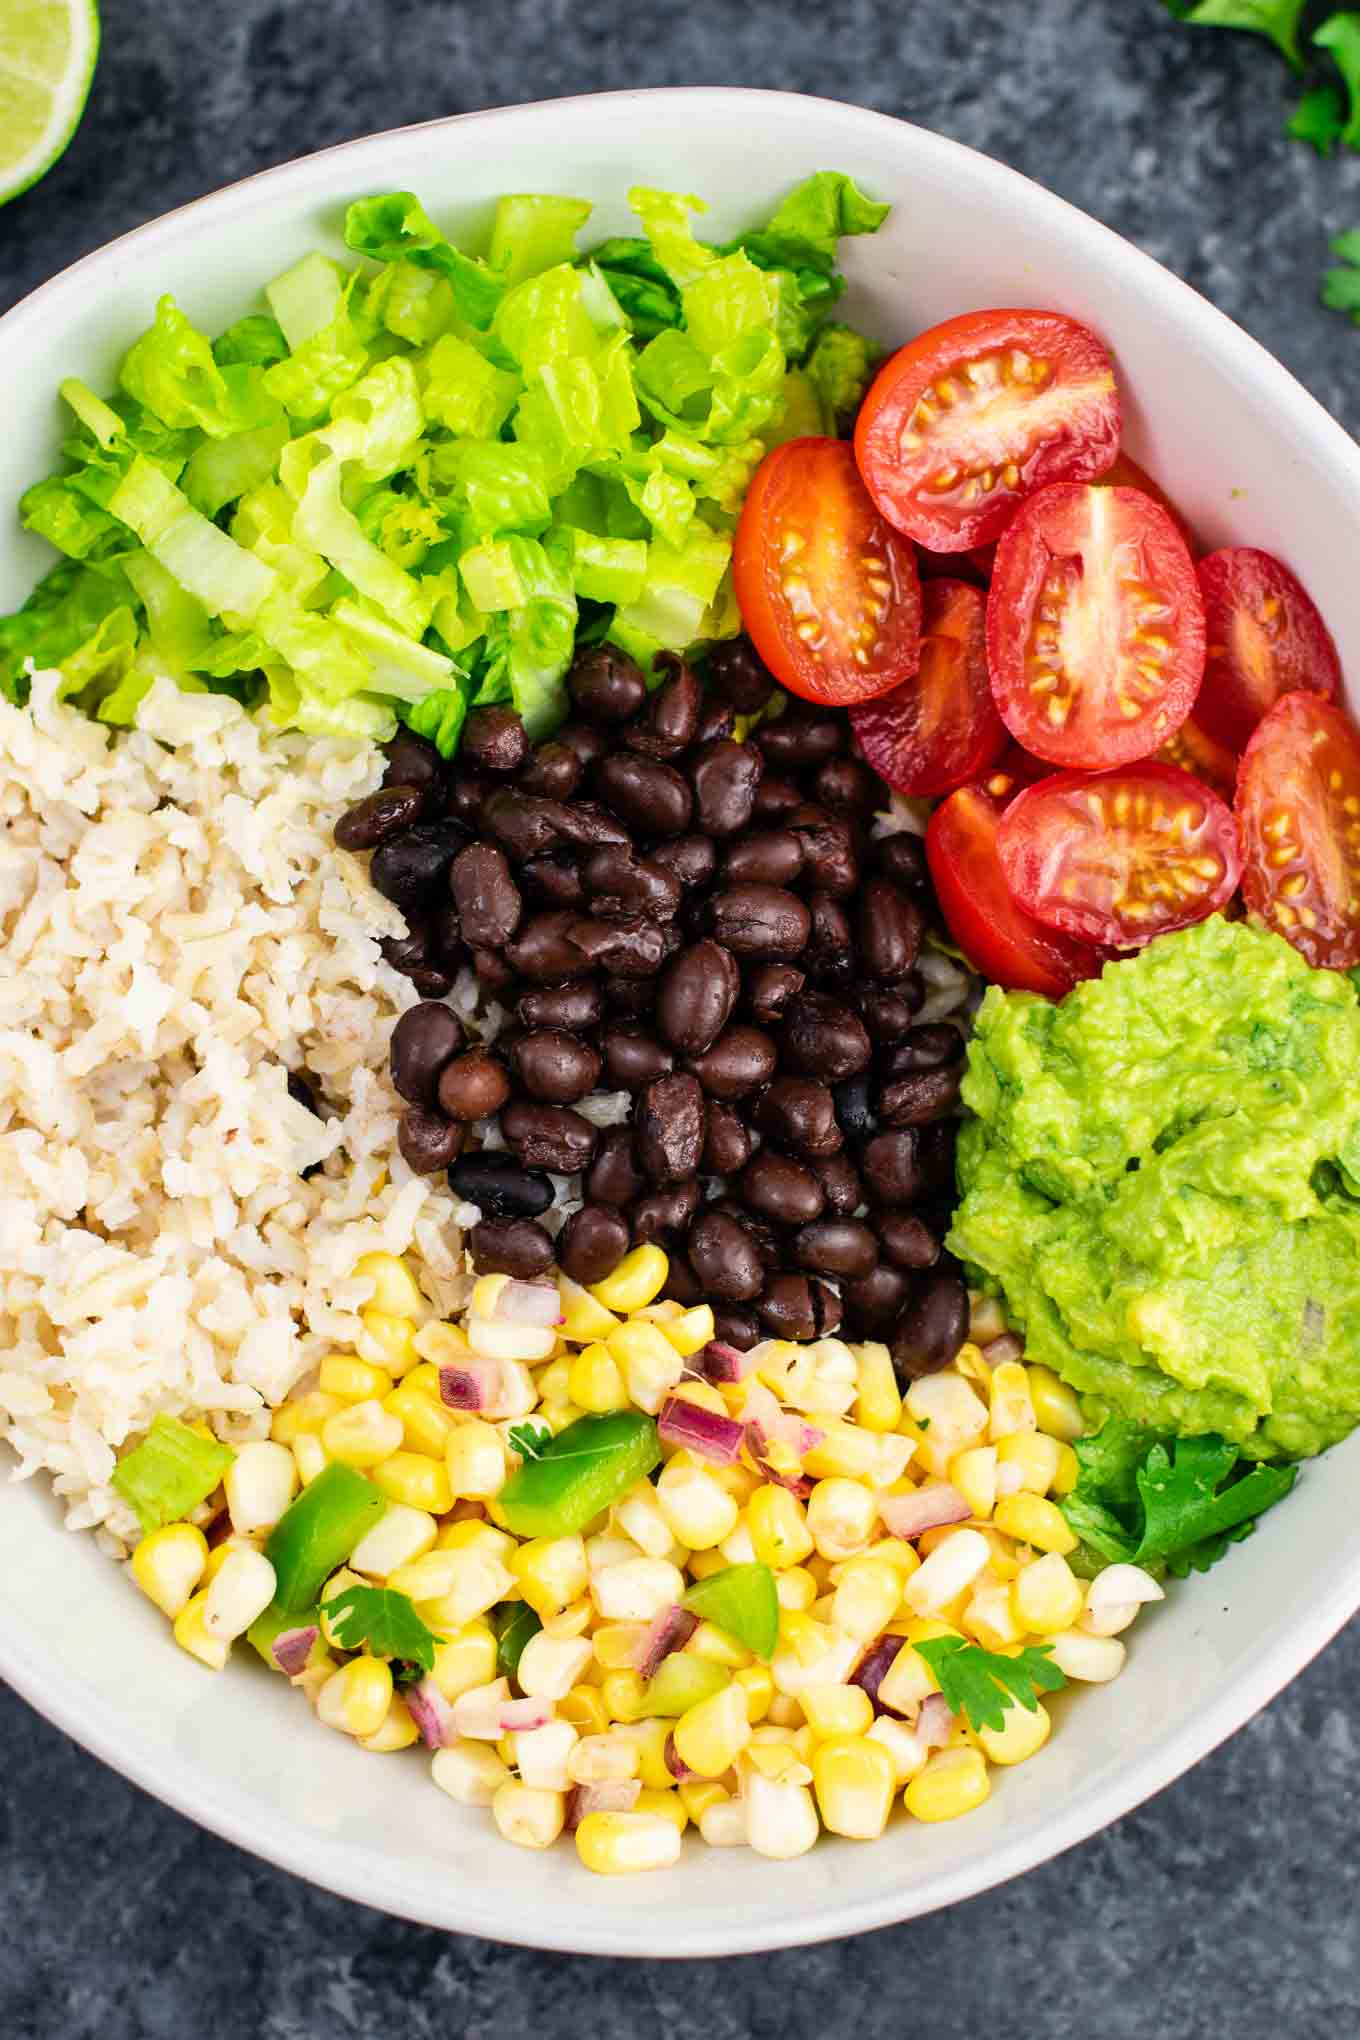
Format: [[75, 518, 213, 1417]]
[[949, 916, 1360, 1460]]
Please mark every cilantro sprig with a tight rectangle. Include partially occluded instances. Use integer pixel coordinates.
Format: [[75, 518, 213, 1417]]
[[1060, 1418, 1297, 1579], [507, 1419, 551, 1462], [914, 1637, 1066, 1734], [325, 1584, 440, 1674], [1164, 0, 1307, 70]]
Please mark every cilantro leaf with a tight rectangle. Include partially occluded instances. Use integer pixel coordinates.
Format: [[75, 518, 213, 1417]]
[[1316, 13, 1360, 142], [1323, 230, 1360, 316], [494, 1600, 543, 1679], [1060, 1417, 1297, 1578], [325, 1584, 439, 1674], [508, 1419, 551, 1461], [1164, 0, 1307, 68], [914, 1637, 1066, 1734], [1288, 83, 1346, 152]]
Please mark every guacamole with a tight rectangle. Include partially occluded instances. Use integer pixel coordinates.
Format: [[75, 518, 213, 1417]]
[[949, 916, 1360, 1459]]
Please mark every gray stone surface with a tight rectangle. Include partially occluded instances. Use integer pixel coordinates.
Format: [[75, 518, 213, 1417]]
[[3, 0, 1359, 2028]]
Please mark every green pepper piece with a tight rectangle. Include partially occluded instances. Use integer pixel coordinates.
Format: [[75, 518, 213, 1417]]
[[682, 1562, 780, 1662], [495, 1410, 661, 1539], [642, 1653, 730, 1717], [247, 1599, 322, 1672], [111, 1414, 235, 1535], [264, 1463, 386, 1613], [494, 1601, 543, 1680]]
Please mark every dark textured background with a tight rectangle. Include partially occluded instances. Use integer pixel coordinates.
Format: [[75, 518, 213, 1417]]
[[3, 1, 1359, 2032]]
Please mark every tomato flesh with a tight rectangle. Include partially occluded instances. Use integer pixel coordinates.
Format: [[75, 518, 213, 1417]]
[[998, 762, 1242, 950], [854, 309, 1121, 553], [925, 784, 1106, 997], [986, 483, 1205, 769], [978, 739, 1052, 804], [1093, 451, 1195, 548], [1194, 547, 1342, 754], [732, 436, 922, 707], [1157, 714, 1238, 802], [1236, 694, 1360, 969], [848, 578, 1005, 797]]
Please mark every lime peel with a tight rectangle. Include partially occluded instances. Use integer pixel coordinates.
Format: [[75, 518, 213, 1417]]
[[0, 0, 100, 208]]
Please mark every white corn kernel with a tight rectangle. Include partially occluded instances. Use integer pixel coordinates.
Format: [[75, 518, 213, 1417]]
[[1047, 1630, 1127, 1682], [591, 1557, 685, 1623], [567, 1733, 640, 1785], [744, 1770, 819, 1859], [698, 1795, 749, 1847], [316, 1655, 393, 1738], [348, 1503, 438, 1579], [513, 1718, 578, 1791], [203, 1546, 276, 1642], [130, 1523, 208, 1620], [516, 1632, 594, 1703], [224, 1440, 297, 1536], [614, 1484, 675, 1560], [491, 1782, 565, 1850], [904, 1528, 991, 1616], [1081, 1563, 1164, 1637], [867, 1714, 932, 1785], [466, 1314, 558, 1363], [432, 1740, 511, 1807], [655, 1460, 739, 1551]]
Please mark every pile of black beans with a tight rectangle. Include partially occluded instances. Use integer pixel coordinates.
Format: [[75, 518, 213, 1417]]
[[333, 637, 971, 1383]]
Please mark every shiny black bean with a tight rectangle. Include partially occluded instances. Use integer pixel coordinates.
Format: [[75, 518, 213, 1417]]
[[389, 1002, 465, 1107], [582, 847, 682, 923], [858, 878, 924, 983], [548, 801, 631, 850], [753, 707, 844, 770], [335, 785, 427, 852], [635, 1073, 706, 1184], [690, 740, 763, 837], [585, 1127, 646, 1207], [409, 965, 457, 997], [694, 696, 737, 745], [811, 1280, 843, 1337], [567, 915, 669, 978], [633, 1177, 702, 1245], [505, 910, 589, 981], [428, 899, 466, 971], [755, 1077, 843, 1158], [594, 754, 693, 837], [568, 645, 649, 723], [600, 1023, 674, 1092], [793, 1218, 878, 1279], [705, 637, 775, 713], [721, 829, 803, 887], [398, 1107, 464, 1174], [832, 1073, 877, 1145], [804, 892, 854, 988], [470, 1217, 555, 1278], [558, 1205, 631, 1287], [751, 774, 803, 821], [437, 1049, 512, 1122], [712, 1304, 762, 1350], [757, 1273, 818, 1341], [369, 819, 469, 913], [500, 1099, 599, 1175], [469, 945, 516, 992], [450, 843, 522, 950], [811, 1151, 864, 1216], [875, 1066, 962, 1126], [382, 730, 444, 802], [782, 992, 872, 1084], [522, 852, 586, 908], [879, 1214, 941, 1270], [707, 884, 810, 959], [650, 835, 718, 892], [918, 1120, 960, 1201], [861, 1128, 923, 1207], [625, 652, 701, 759], [605, 975, 656, 1016], [686, 1211, 766, 1302], [739, 1151, 825, 1227], [482, 790, 569, 861], [517, 741, 583, 800], [518, 980, 604, 1031], [891, 1270, 969, 1382], [702, 1099, 753, 1176], [657, 940, 740, 1057], [814, 757, 881, 815], [744, 962, 806, 1026], [860, 982, 925, 1045], [874, 832, 930, 896], [662, 1253, 705, 1308], [841, 1262, 912, 1339], [448, 768, 490, 827], [380, 921, 435, 982], [794, 815, 860, 900], [512, 1029, 603, 1105], [709, 1198, 781, 1268], [556, 721, 611, 771], [884, 1024, 965, 1075], [449, 1154, 554, 1219], [462, 705, 528, 774], [686, 1025, 777, 1100]]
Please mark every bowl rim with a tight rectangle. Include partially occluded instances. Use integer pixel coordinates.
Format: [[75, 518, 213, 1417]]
[[4, 83, 1360, 1957]]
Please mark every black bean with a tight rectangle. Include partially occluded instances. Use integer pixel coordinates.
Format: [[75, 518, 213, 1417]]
[[567, 915, 669, 978], [703, 1099, 753, 1176], [625, 652, 701, 759], [369, 819, 469, 913], [582, 846, 682, 923], [398, 1107, 464, 1174], [690, 740, 763, 837], [783, 992, 872, 1084], [712, 1304, 762, 1350], [380, 921, 435, 981], [382, 730, 444, 802], [390, 1002, 465, 1107], [751, 774, 803, 821], [558, 1205, 631, 1287], [636, 1073, 706, 1183], [469, 945, 516, 992], [605, 975, 656, 1016], [518, 980, 604, 1031], [812, 1280, 843, 1337], [804, 893, 854, 986], [450, 843, 522, 950], [875, 1066, 962, 1126], [449, 1154, 555, 1219], [470, 1217, 555, 1278], [568, 645, 648, 723], [686, 1025, 777, 1100], [437, 1049, 512, 1122], [861, 983, 925, 1045], [832, 1073, 877, 1145], [512, 1029, 603, 1105], [810, 1151, 864, 1217], [505, 910, 589, 981], [884, 1024, 965, 1074], [879, 1214, 941, 1270], [428, 899, 466, 971], [891, 1271, 969, 1382], [522, 852, 586, 908], [663, 1253, 705, 1308], [549, 800, 631, 850], [650, 835, 717, 892], [722, 829, 803, 887], [789, 810, 859, 899], [754, 707, 844, 770], [687, 1211, 766, 1301], [482, 790, 569, 861], [406, 964, 456, 998], [793, 1218, 878, 1279], [861, 1128, 924, 1207], [755, 1077, 843, 1158], [706, 637, 775, 713], [462, 705, 529, 774], [633, 1177, 702, 1245], [448, 768, 490, 827], [335, 785, 427, 852], [709, 1198, 782, 1268], [657, 940, 740, 1057], [814, 758, 880, 814], [842, 1263, 912, 1339], [585, 1128, 646, 1207], [518, 741, 583, 800], [601, 1023, 674, 1092], [594, 754, 693, 838], [707, 885, 811, 959], [694, 696, 737, 745], [500, 1100, 600, 1175], [739, 1151, 825, 1227], [556, 721, 611, 771], [917, 1121, 960, 1200], [757, 1273, 818, 1340], [745, 963, 806, 1026], [858, 879, 924, 983], [874, 832, 930, 896]]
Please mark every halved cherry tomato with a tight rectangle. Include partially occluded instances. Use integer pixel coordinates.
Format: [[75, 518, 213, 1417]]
[[1236, 694, 1360, 968], [1158, 714, 1238, 802], [925, 783, 1106, 997], [978, 739, 1052, 805], [732, 437, 922, 707], [854, 309, 1120, 553], [987, 483, 1205, 769], [997, 762, 1242, 951], [1193, 548, 1342, 754], [848, 578, 1005, 797]]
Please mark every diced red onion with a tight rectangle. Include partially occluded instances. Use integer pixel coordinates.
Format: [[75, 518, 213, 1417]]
[[916, 1692, 956, 1751], [983, 1333, 1024, 1367], [878, 1482, 971, 1541], [492, 1279, 563, 1328], [695, 1340, 756, 1384], [406, 1677, 459, 1750], [565, 1780, 641, 1831], [657, 1395, 746, 1465], [439, 1357, 502, 1412], [633, 1605, 700, 1682], [271, 1625, 318, 1678], [851, 1633, 906, 1711], [664, 1730, 698, 1782], [745, 1425, 815, 1497]]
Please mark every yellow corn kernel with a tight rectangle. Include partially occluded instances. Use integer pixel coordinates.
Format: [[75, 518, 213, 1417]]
[[592, 1622, 648, 1672], [606, 1318, 683, 1415], [538, 1401, 582, 1435], [994, 1492, 1077, 1556], [403, 1360, 444, 1398], [989, 1361, 1037, 1442], [655, 1459, 739, 1551], [686, 1548, 728, 1581], [666, 1379, 729, 1417], [747, 1483, 816, 1571], [876, 1622, 961, 1715], [744, 1740, 808, 1784], [318, 1565, 364, 1648], [659, 1304, 715, 1356], [429, 1623, 499, 1703], [1051, 1442, 1080, 1497], [567, 1343, 629, 1414], [432, 1741, 512, 1807], [321, 1399, 403, 1469], [354, 1251, 425, 1319], [623, 1718, 672, 1791], [997, 1431, 1062, 1495], [806, 1478, 878, 1562], [962, 1577, 1023, 1651], [557, 1276, 620, 1344], [319, 1355, 394, 1405], [633, 1786, 691, 1833], [292, 1432, 329, 1487], [1027, 1364, 1085, 1442], [591, 1244, 668, 1313], [766, 1693, 804, 1728], [491, 1781, 565, 1851], [864, 1535, 921, 1579], [560, 1684, 609, 1735], [853, 1341, 902, 1434], [543, 1596, 592, 1641], [800, 1682, 875, 1741], [383, 1384, 458, 1458], [775, 1565, 819, 1611], [224, 1439, 297, 1535], [950, 1444, 998, 1520], [359, 1309, 419, 1379], [688, 1621, 753, 1671], [373, 1450, 453, 1514], [831, 1557, 903, 1642], [316, 1655, 393, 1738], [509, 1533, 589, 1619], [953, 1339, 992, 1391], [535, 1357, 574, 1408], [360, 1694, 421, 1753], [130, 1523, 208, 1620], [172, 1588, 229, 1670], [673, 1681, 751, 1779], [904, 1746, 991, 1822], [435, 1519, 516, 1559], [801, 1419, 879, 1482], [812, 1735, 897, 1840], [976, 1697, 1052, 1766], [348, 1503, 437, 1580], [733, 1663, 774, 1724], [1012, 1552, 1084, 1635], [445, 1418, 506, 1500], [614, 1481, 674, 1559], [271, 1390, 344, 1446], [601, 1670, 648, 1722], [575, 1808, 682, 1875], [678, 1778, 728, 1822], [567, 1731, 640, 1785]]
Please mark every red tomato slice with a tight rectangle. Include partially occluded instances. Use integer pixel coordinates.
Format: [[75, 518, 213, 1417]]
[[1236, 694, 1360, 968], [848, 578, 1005, 798], [1157, 714, 1238, 802], [925, 783, 1106, 997], [732, 437, 921, 707], [978, 740, 1052, 805], [854, 309, 1121, 553], [997, 762, 1242, 950], [987, 483, 1205, 769], [1194, 547, 1342, 754]]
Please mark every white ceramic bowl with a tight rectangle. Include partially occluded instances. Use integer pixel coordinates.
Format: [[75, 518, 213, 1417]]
[[3, 87, 1359, 1958]]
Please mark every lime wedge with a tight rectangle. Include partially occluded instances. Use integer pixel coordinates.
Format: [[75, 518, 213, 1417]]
[[0, 0, 99, 207]]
